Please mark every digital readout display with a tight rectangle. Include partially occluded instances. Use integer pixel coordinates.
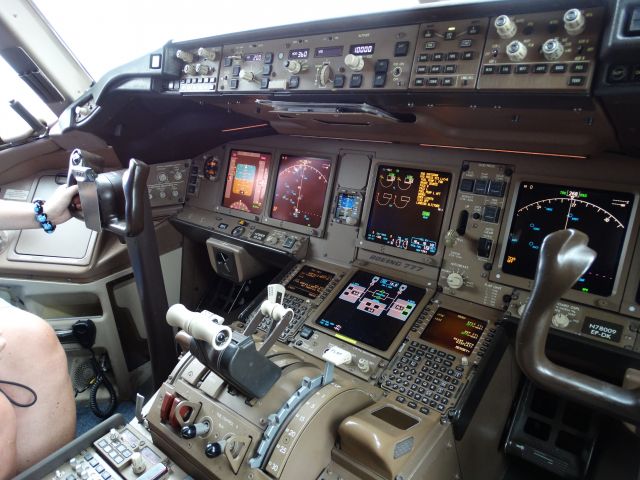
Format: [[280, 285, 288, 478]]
[[250, 229, 269, 241], [286, 266, 335, 299], [420, 308, 487, 356], [244, 53, 263, 62], [350, 43, 375, 55], [271, 155, 332, 228], [222, 150, 272, 215], [502, 182, 634, 297], [314, 46, 344, 58], [316, 270, 424, 351], [288, 48, 309, 59], [365, 165, 451, 255]]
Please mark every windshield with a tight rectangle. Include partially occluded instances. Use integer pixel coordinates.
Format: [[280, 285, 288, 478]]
[[33, 0, 421, 81]]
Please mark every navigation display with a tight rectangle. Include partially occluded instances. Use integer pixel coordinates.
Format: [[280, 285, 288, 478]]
[[286, 266, 335, 299], [502, 182, 634, 297], [222, 150, 271, 214], [420, 308, 487, 356], [316, 270, 424, 351], [365, 165, 451, 255], [271, 155, 332, 228]]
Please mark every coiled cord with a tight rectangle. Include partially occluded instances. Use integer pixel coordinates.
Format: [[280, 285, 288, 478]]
[[89, 356, 117, 419]]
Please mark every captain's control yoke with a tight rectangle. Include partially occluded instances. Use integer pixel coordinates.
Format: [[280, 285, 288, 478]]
[[516, 229, 640, 424]]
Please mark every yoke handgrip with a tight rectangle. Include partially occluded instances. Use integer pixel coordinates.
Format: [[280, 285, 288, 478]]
[[516, 229, 640, 424], [122, 158, 148, 236]]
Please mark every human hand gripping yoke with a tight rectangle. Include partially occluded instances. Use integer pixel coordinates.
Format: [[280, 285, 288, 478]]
[[165, 284, 294, 399]]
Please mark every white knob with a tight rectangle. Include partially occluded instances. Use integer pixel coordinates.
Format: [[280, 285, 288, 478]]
[[517, 303, 526, 317], [357, 358, 370, 373], [446, 272, 464, 290], [552, 312, 570, 328], [319, 64, 332, 87], [344, 54, 364, 72], [284, 60, 302, 74], [563, 9, 585, 36], [172, 190, 179, 197], [75, 106, 90, 116], [444, 229, 459, 247], [176, 50, 194, 63], [461, 356, 469, 366], [183, 64, 196, 75], [195, 63, 209, 75], [239, 69, 255, 81], [506, 40, 527, 61], [542, 38, 564, 61], [159, 191, 167, 199], [494, 15, 517, 39], [109, 428, 120, 442], [131, 452, 146, 474], [158, 173, 168, 182], [197, 47, 217, 61], [174, 171, 183, 181]]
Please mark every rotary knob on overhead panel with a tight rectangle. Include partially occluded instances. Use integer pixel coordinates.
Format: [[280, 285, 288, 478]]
[[542, 38, 564, 61], [357, 358, 370, 373], [176, 49, 194, 63], [284, 60, 303, 74], [551, 312, 571, 328], [506, 40, 527, 61], [344, 54, 365, 72], [563, 8, 586, 36], [494, 15, 517, 39], [158, 173, 168, 182], [197, 47, 217, 61], [446, 272, 465, 290], [174, 171, 183, 181], [319, 64, 333, 87], [239, 69, 256, 81], [195, 63, 210, 75], [183, 64, 196, 75]]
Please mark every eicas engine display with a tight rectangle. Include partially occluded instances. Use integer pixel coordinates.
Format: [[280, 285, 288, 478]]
[[365, 165, 451, 255]]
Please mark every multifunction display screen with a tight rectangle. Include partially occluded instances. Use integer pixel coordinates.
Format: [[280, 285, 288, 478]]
[[222, 150, 271, 214], [502, 182, 634, 296], [365, 165, 451, 255], [420, 308, 487, 356], [286, 266, 335, 299], [316, 270, 424, 351], [271, 155, 332, 228]]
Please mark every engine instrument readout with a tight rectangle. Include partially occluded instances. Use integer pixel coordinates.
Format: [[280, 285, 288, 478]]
[[286, 266, 335, 299], [420, 308, 487, 356], [222, 150, 272, 214], [365, 165, 451, 255], [271, 155, 332, 228], [316, 270, 424, 351], [502, 182, 634, 296]]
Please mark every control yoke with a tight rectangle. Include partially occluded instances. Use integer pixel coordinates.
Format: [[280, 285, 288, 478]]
[[67, 149, 176, 389], [516, 229, 640, 424]]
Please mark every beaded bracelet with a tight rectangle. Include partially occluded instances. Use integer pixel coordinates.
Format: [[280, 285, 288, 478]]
[[33, 200, 56, 234]]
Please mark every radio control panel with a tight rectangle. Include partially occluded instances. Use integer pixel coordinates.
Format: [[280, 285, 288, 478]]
[[148, 162, 190, 207]]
